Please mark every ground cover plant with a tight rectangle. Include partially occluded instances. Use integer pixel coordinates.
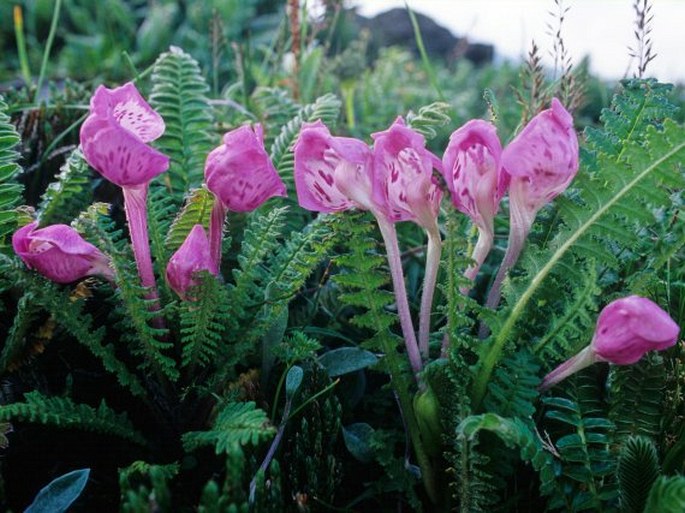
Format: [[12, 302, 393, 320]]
[[0, 0, 684, 512]]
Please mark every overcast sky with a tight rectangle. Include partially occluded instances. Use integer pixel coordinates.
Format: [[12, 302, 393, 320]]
[[352, 0, 685, 84]]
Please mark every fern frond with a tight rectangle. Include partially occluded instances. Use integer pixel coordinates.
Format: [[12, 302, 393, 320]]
[[165, 187, 215, 253], [0, 292, 41, 373], [617, 436, 660, 513], [543, 375, 617, 512], [149, 46, 215, 199], [0, 391, 145, 445], [0, 95, 23, 248], [180, 273, 229, 368], [608, 353, 666, 441], [483, 350, 540, 420], [38, 149, 92, 225], [146, 184, 177, 304], [270, 93, 342, 190], [451, 434, 499, 512], [251, 86, 300, 149], [75, 205, 178, 382], [643, 475, 685, 513], [405, 101, 451, 140], [182, 401, 275, 456], [0, 254, 146, 397]]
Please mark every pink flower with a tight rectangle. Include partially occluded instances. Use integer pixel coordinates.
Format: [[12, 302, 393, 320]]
[[371, 117, 442, 230], [293, 120, 373, 213], [485, 99, 579, 311], [12, 222, 113, 284], [442, 120, 507, 232], [166, 225, 219, 300], [80, 82, 169, 187], [205, 124, 286, 213], [540, 295, 680, 390], [502, 98, 578, 216]]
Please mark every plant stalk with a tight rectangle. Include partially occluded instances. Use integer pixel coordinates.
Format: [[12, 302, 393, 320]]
[[34, 0, 62, 103], [376, 216, 423, 378], [418, 227, 441, 359], [461, 226, 494, 295], [209, 200, 227, 269], [13, 6, 32, 87]]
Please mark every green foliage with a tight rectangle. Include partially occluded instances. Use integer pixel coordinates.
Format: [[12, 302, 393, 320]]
[[483, 350, 540, 420], [643, 475, 685, 513], [617, 436, 660, 513], [0, 391, 145, 445], [182, 401, 275, 456], [543, 376, 617, 512], [119, 462, 173, 513], [38, 149, 92, 225], [149, 46, 215, 200], [609, 353, 667, 441], [0, 95, 23, 249], [269, 93, 342, 190], [405, 101, 452, 139], [164, 186, 215, 253], [180, 273, 230, 369], [0, 291, 41, 373]]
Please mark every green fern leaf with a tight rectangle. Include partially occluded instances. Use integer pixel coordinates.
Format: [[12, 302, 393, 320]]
[[406, 101, 451, 139], [149, 46, 215, 199], [483, 350, 540, 420], [643, 475, 685, 513], [0, 95, 23, 248], [182, 401, 275, 456], [38, 149, 92, 225], [164, 186, 215, 253], [0, 391, 145, 445], [251, 86, 300, 150], [617, 436, 660, 513], [0, 292, 41, 372]]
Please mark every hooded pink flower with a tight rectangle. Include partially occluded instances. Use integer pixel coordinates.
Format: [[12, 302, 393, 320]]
[[371, 117, 442, 230], [540, 295, 680, 390], [205, 124, 286, 213], [442, 120, 507, 231], [80, 82, 169, 187], [293, 120, 373, 213], [166, 224, 219, 300], [502, 98, 578, 216], [12, 222, 113, 284]]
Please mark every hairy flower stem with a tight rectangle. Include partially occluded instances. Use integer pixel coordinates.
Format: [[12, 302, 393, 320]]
[[539, 345, 596, 391], [209, 200, 227, 268], [122, 185, 163, 326], [418, 227, 441, 359], [376, 217, 423, 378], [461, 226, 494, 295]]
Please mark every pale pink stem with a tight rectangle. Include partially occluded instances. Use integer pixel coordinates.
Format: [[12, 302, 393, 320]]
[[122, 185, 164, 329], [418, 227, 441, 360], [375, 215, 423, 378], [209, 200, 227, 269], [539, 345, 596, 391], [461, 226, 494, 296]]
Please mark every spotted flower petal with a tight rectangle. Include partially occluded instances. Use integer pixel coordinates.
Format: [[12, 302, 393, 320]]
[[166, 224, 219, 300]]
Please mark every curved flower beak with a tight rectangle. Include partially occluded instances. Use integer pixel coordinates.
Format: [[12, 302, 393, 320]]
[[540, 295, 680, 390], [294, 120, 372, 213], [166, 224, 219, 301], [12, 221, 114, 284], [205, 124, 286, 213]]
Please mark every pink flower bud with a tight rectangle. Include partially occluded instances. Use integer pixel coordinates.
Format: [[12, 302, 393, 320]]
[[80, 82, 169, 187], [205, 124, 286, 213], [293, 120, 373, 213], [502, 98, 578, 215], [371, 117, 442, 230], [12, 222, 113, 284], [540, 295, 680, 390], [442, 120, 507, 232], [166, 225, 219, 300]]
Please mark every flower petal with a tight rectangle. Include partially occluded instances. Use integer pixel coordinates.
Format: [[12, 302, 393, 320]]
[[166, 224, 218, 300]]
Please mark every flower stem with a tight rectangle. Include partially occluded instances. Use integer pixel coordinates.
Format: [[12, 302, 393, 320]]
[[418, 227, 441, 359], [539, 345, 596, 391], [209, 200, 227, 269], [122, 185, 162, 320], [376, 216, 423, 378], [461, 226, 493, 295]]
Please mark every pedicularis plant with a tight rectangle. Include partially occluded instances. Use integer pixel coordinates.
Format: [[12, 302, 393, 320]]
[[0, 46, 684, 513]]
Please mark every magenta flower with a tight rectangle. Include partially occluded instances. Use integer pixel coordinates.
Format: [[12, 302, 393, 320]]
[[80, 82, 169, 311], [442, 120, 507, 292], [166, 225, 219, 301], [372, 117, 443, 360], [540, 296, 680, 390], [485, 99, 579, 310], [205, 124, 286, 266], [12, 221, 114, 284], [293, 120, 374, 213]]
